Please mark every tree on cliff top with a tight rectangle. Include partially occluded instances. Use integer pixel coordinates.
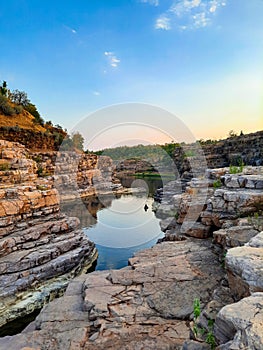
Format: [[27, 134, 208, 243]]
[[0, 81, 8, 96], [10, 89, 30, 106], [72, 132, 84, 151]]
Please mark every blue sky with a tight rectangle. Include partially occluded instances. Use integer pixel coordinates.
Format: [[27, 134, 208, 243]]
[[0, 0, 262, 149]]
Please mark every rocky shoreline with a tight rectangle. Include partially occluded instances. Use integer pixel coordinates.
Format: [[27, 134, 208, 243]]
[[0, 153, 262, 349], [0, 140, 127, 331]]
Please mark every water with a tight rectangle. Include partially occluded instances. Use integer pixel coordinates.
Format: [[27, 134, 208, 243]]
[[62, 176, 164, 270], [85, 194, 163, 270]]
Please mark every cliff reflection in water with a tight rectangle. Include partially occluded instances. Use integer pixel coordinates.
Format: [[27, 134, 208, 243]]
[[61, 191, 163, 271], [61, 194, 115, 229]]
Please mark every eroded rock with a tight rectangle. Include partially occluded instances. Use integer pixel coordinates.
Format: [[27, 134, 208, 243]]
[[215, 292, 263, 349]]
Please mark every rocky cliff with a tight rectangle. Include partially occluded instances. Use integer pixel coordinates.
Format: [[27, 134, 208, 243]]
[[174, 130, 263, 177], [114, 131, 263, 181], [0, 139, 123, 330], [2, 161, 262, 349]]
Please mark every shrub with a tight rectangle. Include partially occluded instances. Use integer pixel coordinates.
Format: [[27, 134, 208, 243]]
[[213, 179, 222, 188], [0, 162, 10, 171], [0, 95, 15, 115], [13, 105, 23, 114]]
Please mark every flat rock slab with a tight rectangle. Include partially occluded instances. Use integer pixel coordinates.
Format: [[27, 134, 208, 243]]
[[0, 239, 225, 350]]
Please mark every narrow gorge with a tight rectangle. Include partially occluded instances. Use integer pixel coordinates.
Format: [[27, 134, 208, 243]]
[[0, 131, 262, 350]]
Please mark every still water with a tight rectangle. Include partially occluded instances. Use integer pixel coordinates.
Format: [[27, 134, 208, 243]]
[[62, 176, 164, 270], [86, 194, 163, 270]]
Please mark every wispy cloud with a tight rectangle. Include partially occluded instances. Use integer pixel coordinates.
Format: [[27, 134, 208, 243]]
[[104, 51, 121, 68], [140, 0, 159, 6], [93, 91, 101, 96], [155, 0, 227, 31], [64, 24, 77, 34], [155, 16, 171, 30]]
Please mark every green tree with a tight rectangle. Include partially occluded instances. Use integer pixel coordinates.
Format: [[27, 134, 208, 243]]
[[0, 81, 8, 96], [72, 132, 84, 151], [10, 89, 30, 106], [24, 103, 44, 125]]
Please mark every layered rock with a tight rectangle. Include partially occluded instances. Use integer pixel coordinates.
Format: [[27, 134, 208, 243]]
[[0, 140, 98, 328], [154, 165, 262, 349], [215, 292, 263, 349], [32, 151, 123, 201], [0, 238, 227, 349]]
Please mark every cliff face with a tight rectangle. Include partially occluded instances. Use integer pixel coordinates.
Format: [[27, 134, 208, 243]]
[[174, 131, 263, 176], [0, 127, 66, 151], [0, 140, 123, 327]]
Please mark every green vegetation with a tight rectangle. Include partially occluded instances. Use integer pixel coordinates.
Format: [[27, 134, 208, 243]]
[[213, 179, 222, 188], [0, 162, 10, 171], [72, 132, 84, 151], [192, 298, 216, 350], [25, 103, 44, 126], [228, 130, 238, 138], [206, 319, 216, 350], [0, 80, 46, 127], [183, 150, 196, 158], [229, 159, 244, 174], [0, 81, 8, 96], [248, 211, 263, 231]]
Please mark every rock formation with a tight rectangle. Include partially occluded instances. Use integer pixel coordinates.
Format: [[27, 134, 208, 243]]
[[0, 134, 262, 349], [0, 139, 125, 329], [0, 238, 227, 349]]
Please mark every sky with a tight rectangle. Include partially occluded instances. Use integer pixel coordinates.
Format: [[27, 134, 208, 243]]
[[0, 0, 262, 149]]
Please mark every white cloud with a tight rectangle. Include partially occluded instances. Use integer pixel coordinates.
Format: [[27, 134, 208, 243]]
[[64, 25, 77, 34], [155, 16, 171, 30], [140, 0, 159, 6], [93, 91, 101, 96], [192, 12, 210, 28], [104, 51, 121, 68], [155, 0, 227, 31]]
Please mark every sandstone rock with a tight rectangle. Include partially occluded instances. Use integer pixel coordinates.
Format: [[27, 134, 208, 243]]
[[246, 231, 263, 247], [226, 243, 263, 299], [0, 140, 100, 329], [215, 292, 263, 349], [213, 225, 259, 249], [181, 222, 211, 238], [0, 239, 226, 349], [182, 340, 210, 349]]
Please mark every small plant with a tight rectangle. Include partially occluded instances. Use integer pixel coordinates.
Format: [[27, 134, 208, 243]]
[[0, 162, 10, 171], [192, 299, 217, 349], [184, 150, 196, 158], [229, 158, 245, 174], [37, 166, 44, 177], [206, 319, 216, 350], [248, 211, 263, 231], [193, 298, 201, 336], [213, 179, 222, 188]]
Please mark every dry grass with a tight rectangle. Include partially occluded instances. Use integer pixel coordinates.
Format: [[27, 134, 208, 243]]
[[0, 109, 46, 132]]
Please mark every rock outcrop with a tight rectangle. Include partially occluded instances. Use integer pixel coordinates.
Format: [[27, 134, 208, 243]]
[[0, 238, 227, 350], [0, 140, 100, 328], [0, 133, 262, 349], [215, 292, 263, 349], [156, 166, 263, 348]]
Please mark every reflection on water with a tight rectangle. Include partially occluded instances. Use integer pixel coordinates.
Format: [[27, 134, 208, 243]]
[[62, 177, 164, 270], [120, 176, 163, 197]]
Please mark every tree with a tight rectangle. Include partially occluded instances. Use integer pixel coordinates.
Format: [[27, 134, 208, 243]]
[[0, 81, 8, 96], [25, 103, 44, 125], [72, 132, 84, 151], [10, 89, 30, 106]]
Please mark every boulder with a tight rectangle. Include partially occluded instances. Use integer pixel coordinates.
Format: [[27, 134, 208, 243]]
[[226, 244, 263, 299], [215, 292, 263, 349]]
